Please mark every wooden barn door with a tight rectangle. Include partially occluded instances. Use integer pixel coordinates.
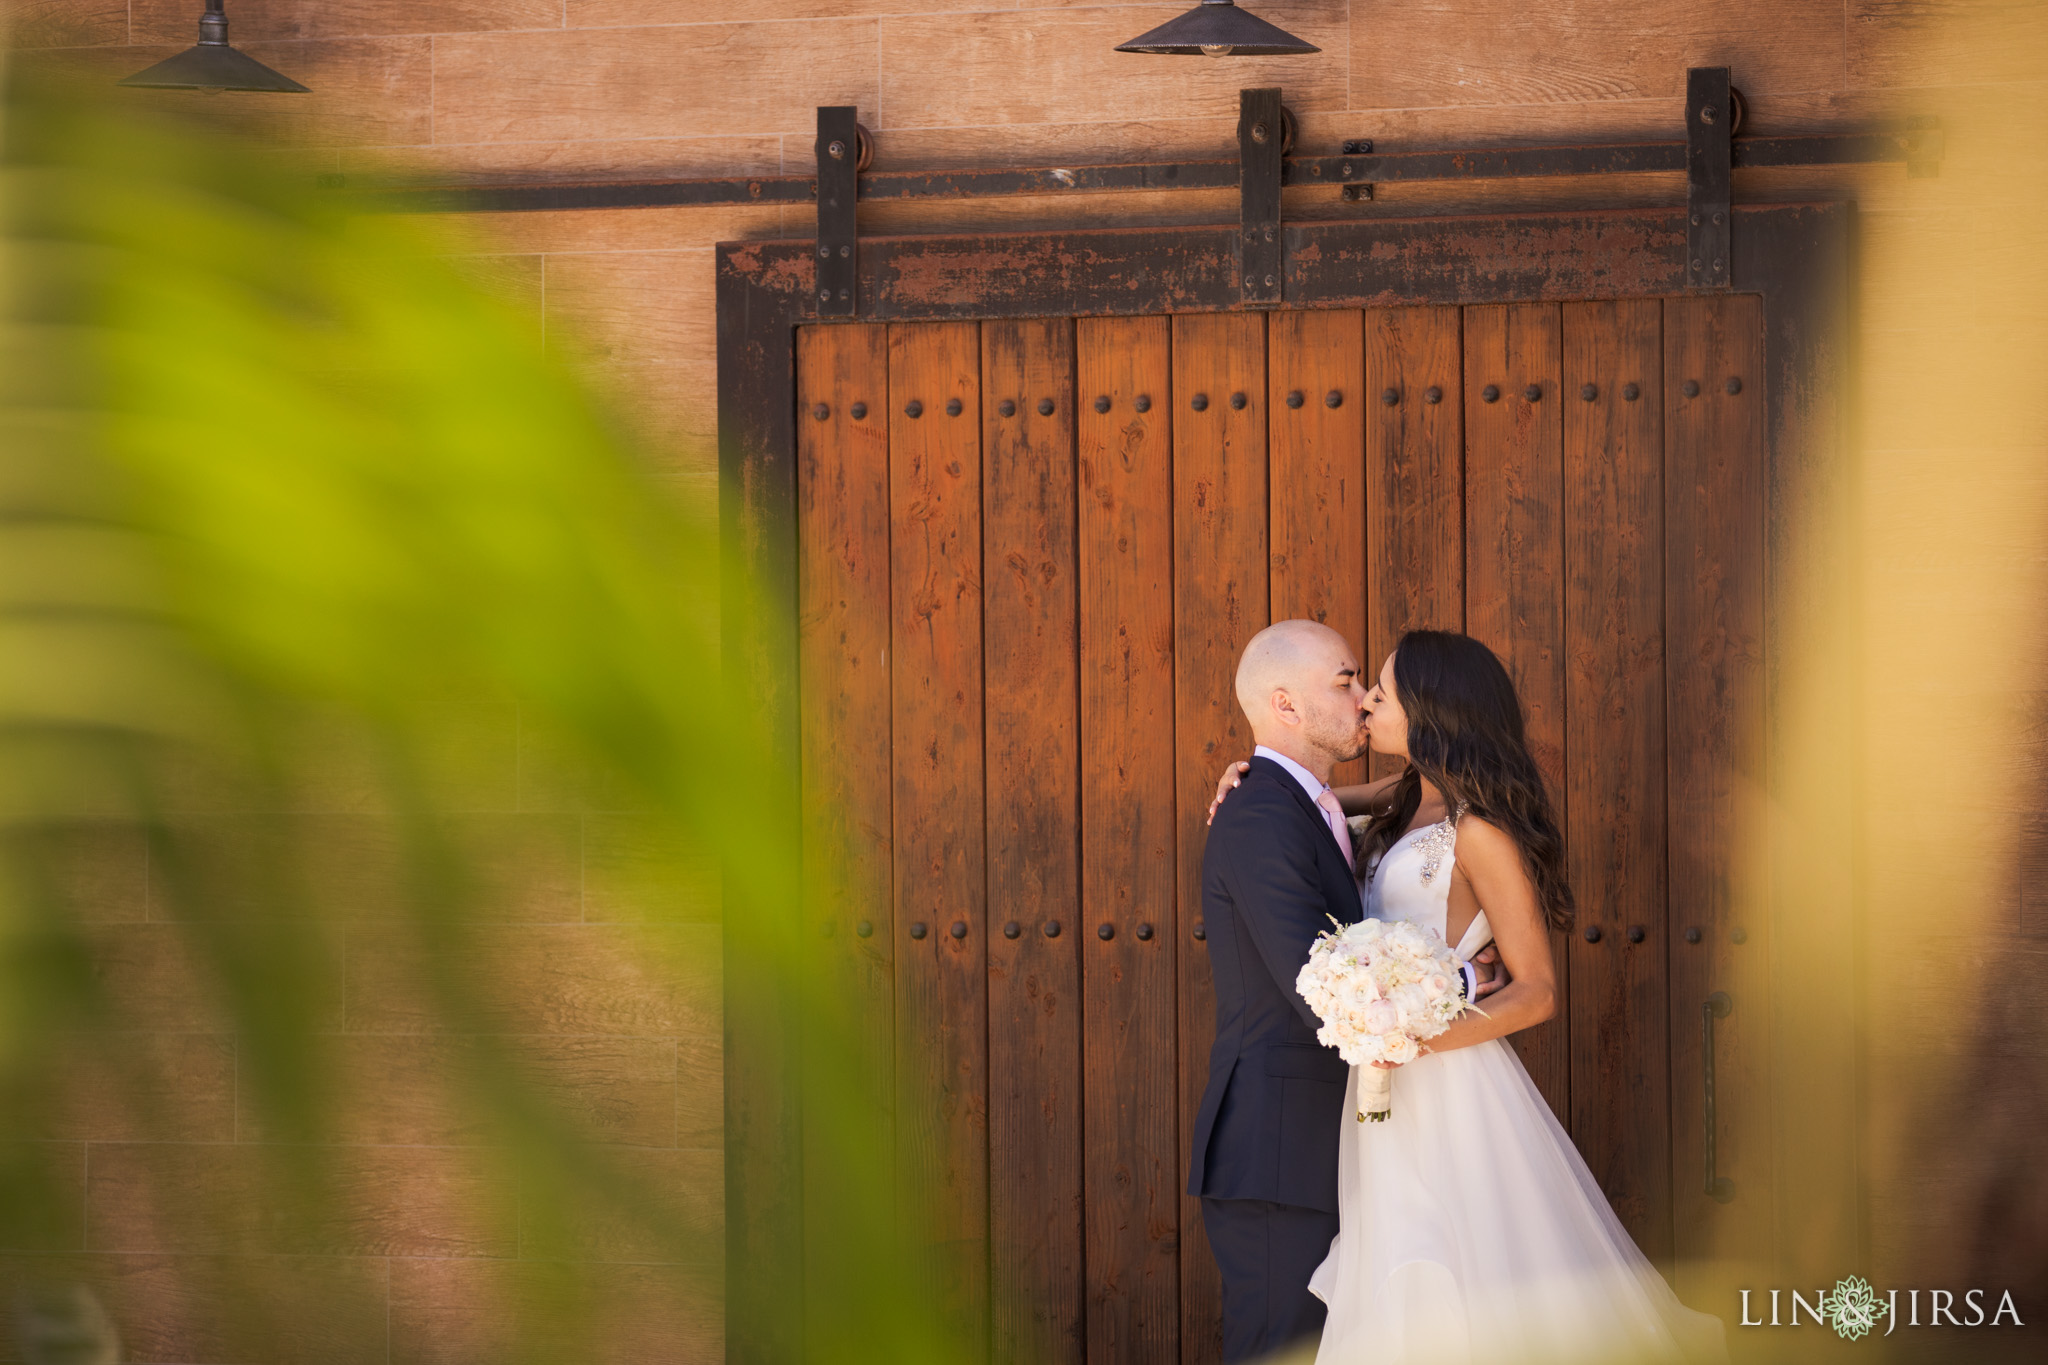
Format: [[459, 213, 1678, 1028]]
[[794, 298, 1767, 1364]]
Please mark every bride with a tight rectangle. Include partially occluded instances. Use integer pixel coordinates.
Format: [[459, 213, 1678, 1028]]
[[1213, 630, 1726, 1365]]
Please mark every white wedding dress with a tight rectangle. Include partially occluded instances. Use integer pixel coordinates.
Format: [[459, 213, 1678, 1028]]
[[1307, 816, 1728, 1365]]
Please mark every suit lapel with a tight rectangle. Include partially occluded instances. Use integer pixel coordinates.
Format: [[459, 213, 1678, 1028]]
[[1247, 755, 1353, 871]]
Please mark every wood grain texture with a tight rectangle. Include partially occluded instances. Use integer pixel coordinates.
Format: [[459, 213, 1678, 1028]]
[[2, 36, 431, 150], [390, 1256, 720, 1365], [878, 8, 1349, 129], [41, 822, 148, 923], [449, 813, 583, 923], [1365, 305, 1466, 659], [582, 815, 719, 924], [1461, 302, 1571, 1125], [0, 1142, 84, 1251], [129, 0, 562, 42], [232, 1034, 677, 1147], [0, 1251, 393, 1365], [158, 812, 579, 923], [1366, 306, 1466, 778], [1561, 298, 1670, 1262], [981, 318, 1086, 1365], [438, 204, 786, 259], [576, 0, 977, 26], [1663, 292, 1771, 1285], [519, 1146, 724, 1264], [1849, 0, 2048, 90], [1076, 315, 1179, 1363], [351, 133, 785, 186], [201, 698, 513, 814], [889, 320, 989, 1358], [542, 250, 708, 368], [5, 1034, 236, 1145], [1267, 309, 1367, 787], [430, 21, 882, 143], [796, 320, 896, 1362], [242, 37, 440, 148], [1352, 0, 1847, 111], [85, 924, 342, 1034], [579, 363, 724, 483], [343, 923, 719, 1034], [86, 1142, 515, 1257], [1171, 311, 1269, 1365], [677, 1031, 726, 1148], [2, 2, 127, 49]]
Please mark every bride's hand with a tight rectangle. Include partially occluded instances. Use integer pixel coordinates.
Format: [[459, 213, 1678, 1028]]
[[1205, 760, 1252, 825], [1371, 1040, 1434, 1070]]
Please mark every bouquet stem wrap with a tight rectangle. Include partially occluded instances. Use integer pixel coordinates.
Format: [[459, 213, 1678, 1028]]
[[1358, 1064, 1392, 1122]]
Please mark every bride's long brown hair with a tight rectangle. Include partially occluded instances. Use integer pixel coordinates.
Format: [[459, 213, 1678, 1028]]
[[1357, 630, 1575, 931]]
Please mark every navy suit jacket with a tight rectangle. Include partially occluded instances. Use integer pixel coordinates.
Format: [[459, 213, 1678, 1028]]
[[1186, 756, 1363, 1214]]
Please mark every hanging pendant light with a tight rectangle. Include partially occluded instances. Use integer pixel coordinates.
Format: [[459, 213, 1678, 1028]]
[[119, 1, 310, 93], [1116, 0, 1320, 57]]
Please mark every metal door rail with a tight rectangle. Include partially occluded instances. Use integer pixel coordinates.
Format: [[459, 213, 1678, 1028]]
[[363, 126, 1939, 217]]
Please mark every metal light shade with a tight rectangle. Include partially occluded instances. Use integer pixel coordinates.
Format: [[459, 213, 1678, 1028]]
[[119, 2, 310, 93], [1116, 0, 1320, 56]]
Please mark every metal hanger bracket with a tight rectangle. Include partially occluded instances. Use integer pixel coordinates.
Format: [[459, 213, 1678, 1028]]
[[815, 105, 860, 317], [1238, 87, 1285, 306], [1686, 67, 1734, 292]]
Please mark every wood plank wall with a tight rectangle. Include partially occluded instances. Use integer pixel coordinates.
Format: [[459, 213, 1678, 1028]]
[[982, 317, 1084, 1365], [9, 3, 2043, 1362], [786, 299, 1766, 1361]]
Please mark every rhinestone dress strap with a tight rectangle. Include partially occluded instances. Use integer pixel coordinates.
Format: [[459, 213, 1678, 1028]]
[[1415, 804, 1469, 886]]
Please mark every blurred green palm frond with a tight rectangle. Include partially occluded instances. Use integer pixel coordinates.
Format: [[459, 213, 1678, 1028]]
[[0, 77, 941, 1363]]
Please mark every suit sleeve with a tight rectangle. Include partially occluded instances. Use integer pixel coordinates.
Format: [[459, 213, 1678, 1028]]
[[1215, 785, 1345, 1032]]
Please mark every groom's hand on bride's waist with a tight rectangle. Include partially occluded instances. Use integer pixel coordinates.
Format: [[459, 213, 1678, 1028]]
[[1467, 945, 1510, 1001]]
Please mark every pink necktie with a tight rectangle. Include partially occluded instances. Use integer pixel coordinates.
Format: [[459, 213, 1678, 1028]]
[[1315, 789, 1355, 872]]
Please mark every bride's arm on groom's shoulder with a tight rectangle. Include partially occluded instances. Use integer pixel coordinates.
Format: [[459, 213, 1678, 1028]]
[[1413, 816, 1559, 1057], [1203, 757, 1399, 824], [1205, 762, 1253, 825], [1328, 776, 1400, 818]]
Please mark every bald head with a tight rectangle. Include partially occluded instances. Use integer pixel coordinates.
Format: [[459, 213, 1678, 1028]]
[[1235, 620, 1346, 719], [1234, 621, 1370, 772]]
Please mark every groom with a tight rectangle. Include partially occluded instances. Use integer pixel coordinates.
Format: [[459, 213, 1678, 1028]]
[[1188, 621, 1498, 1361]]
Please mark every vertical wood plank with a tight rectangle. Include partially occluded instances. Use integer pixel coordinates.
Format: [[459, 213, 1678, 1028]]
[[1461, 303, 1572, 1126], [1561, 299, 1671, 1263], [1366, 307, 1465, 785], [889, 321, 988, 1358], [718, 268, 805, 1365], [1665, 294, 1771, 1294], [1076, 316, 1179, 1364], [982, 318, 1085, 1365], [796, 323, 895, 1362], [1170, 312, 1268, 1365], [1267, 310, 1367, 786]]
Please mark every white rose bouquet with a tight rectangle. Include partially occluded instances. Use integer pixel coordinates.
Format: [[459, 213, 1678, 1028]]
[[1294, 916, 1478, 1121]]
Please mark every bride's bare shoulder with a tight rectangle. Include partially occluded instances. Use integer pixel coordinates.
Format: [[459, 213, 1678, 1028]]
[[1450, 814, 1520, 867]]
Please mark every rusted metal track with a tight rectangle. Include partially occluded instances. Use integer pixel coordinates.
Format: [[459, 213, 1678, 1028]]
[[364, 128, 1940, 216]]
